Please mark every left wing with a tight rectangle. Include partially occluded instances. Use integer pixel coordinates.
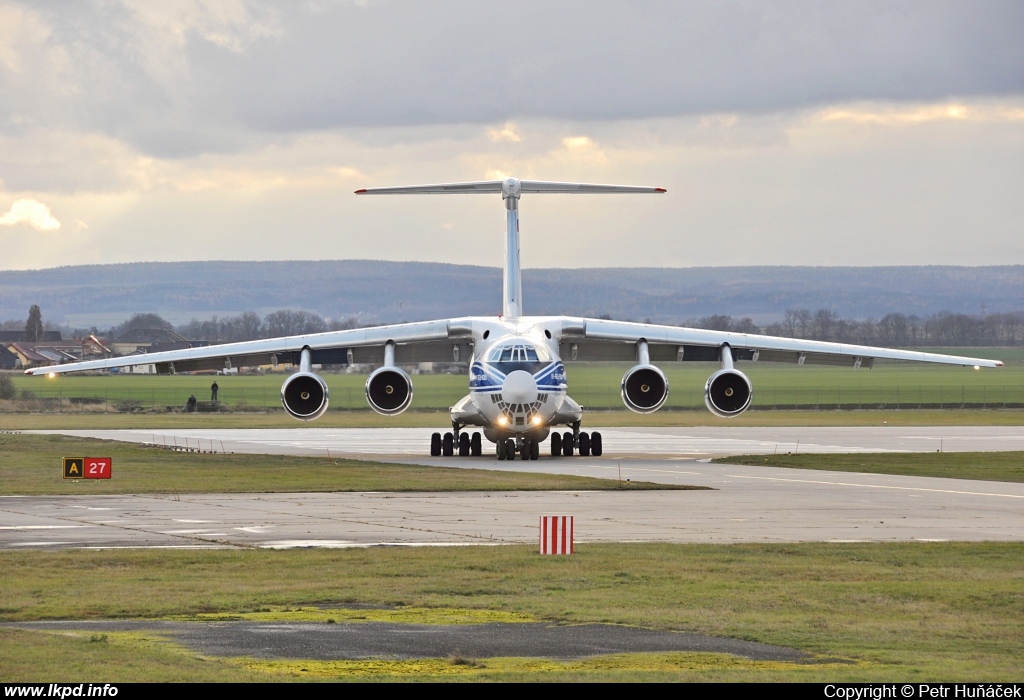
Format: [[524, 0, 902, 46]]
[[26, 318, 475, 375], [558, 317, 1003, 368]]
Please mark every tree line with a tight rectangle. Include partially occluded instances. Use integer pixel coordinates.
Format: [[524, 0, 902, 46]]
[[688, 309, 1024, 346], [4, 306, 1024, 347]]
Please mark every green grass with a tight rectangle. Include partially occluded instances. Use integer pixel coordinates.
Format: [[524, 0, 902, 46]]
[[6, 354, 1022, 413], [714, 451, 1024, 483], [0, 433, 686, 495], [2, 543, 1022, 681]]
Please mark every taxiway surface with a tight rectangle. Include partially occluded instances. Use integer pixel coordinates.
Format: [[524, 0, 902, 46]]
[[33, 425, 1024, 459], [5, 426, 1021, 549]]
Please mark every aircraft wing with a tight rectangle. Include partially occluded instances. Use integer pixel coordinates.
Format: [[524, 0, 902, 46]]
[[25, 318, 476, 376], [559, 318, 1004, 368]]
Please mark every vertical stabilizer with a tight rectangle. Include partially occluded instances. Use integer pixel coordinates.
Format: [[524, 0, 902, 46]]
[[502, 178, 523, 319], [355, 178, 665, 320]]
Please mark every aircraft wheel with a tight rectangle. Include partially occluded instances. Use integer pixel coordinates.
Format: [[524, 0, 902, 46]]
[[550, 431, 562, 456], [562, 432, 574, 456], [430, 432, 442, 457], [578, 432, 591, 457], [497, 439, 506, 460], [471, 432, 482, 457], [458, 432, 470, 457], [505, 439, 516, 460], [520, 440, 530, 460], [442, 432, 454, 457], [530, 439, 539, 460], [591, 431, 603, 457]]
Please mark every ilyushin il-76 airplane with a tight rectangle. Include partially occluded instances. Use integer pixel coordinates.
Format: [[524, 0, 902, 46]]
[[29, 178, 1003, 460]]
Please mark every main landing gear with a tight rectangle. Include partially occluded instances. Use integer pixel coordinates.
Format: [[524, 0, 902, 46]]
[[429, 422, 603, 460], [549, 425, 603, 458], [430, 424, 482, 457]]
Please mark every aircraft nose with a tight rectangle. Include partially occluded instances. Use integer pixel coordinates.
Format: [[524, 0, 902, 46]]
[[502, 370, 538, 404]]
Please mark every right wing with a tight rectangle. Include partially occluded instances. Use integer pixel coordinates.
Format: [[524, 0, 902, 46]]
[[26, 318, 475, 376], [558, 317, 1003, 368]]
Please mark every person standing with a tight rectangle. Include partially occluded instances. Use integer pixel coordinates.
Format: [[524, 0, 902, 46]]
[[211, 381, 219, 401]]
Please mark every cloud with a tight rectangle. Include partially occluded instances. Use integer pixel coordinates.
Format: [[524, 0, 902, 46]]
[[488, 123, 521, 142], [2, 2, 1022, 156], [0, 198, 61, 231], [821, 102, 1024, 125]]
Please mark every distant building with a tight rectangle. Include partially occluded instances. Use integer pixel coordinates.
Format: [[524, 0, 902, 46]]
[[0, 331, 62, 342], [0, 345, 19, 370], [110, 328, 193, 356], [82, 334, 112, 360], [119, 350, 156, 374], [2, 342, 54, 369]]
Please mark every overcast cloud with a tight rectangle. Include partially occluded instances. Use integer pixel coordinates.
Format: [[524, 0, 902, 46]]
[[0, 0, 1021, 270]]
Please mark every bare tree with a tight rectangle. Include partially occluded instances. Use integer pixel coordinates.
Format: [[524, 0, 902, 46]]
[[813, 309, 837, 341]]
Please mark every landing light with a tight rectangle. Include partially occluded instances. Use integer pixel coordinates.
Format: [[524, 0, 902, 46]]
[[531, 415, 542, 426], [47, 372, 56, 379], [974, 365, 981, 371], [497, 416, 508, 426]]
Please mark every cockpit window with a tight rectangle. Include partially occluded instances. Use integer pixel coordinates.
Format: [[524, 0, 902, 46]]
[[488, 343, 549, 363]]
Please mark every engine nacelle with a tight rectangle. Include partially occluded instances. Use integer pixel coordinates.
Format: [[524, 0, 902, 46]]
[[365, 366, 413, 416], [621, 364, 669, 414], [704, 369, 753, 418], [280, 371, 329, 421]]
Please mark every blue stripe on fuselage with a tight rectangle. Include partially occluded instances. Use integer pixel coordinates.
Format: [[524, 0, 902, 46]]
[[468, 360, 564, 390]]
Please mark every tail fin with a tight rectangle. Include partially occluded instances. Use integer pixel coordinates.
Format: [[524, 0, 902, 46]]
[[356, 178, 665, 319]]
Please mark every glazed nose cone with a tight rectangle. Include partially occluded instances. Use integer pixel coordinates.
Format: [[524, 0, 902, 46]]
[[502, 370, 538, 404]]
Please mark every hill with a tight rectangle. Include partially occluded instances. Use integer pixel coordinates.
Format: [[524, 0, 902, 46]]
[[1, 261, 1021, 327]]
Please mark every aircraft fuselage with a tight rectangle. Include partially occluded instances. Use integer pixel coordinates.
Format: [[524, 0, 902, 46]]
[[451, 317, 581, 443]]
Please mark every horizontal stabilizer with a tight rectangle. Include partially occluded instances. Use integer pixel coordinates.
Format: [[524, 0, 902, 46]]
[[356, 179, 665, 195], [356, 181, 502, 195]]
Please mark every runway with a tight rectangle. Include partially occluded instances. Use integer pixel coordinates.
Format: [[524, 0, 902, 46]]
[[32, 425, 1024, 459], [5, 426, 1022, 550]]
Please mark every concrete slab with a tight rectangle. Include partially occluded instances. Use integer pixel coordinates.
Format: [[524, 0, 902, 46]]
[[2, 459, 1021, 549]]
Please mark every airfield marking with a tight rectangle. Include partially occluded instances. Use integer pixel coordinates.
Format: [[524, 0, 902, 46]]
[[725, 474, 1024, 498]]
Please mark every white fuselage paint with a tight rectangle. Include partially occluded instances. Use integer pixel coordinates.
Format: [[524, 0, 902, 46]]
[[457, 316, 576, 438]]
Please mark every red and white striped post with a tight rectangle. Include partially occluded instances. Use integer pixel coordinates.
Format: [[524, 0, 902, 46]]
[[539, 515, 574, 555]]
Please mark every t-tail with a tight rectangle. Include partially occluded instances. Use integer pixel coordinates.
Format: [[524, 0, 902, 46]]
[[356, 178, 666, 319]]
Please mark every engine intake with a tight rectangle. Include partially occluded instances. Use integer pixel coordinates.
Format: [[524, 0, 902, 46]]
[[365, 366, 413, 415], [281, 371, 329, 421], [621, 364, 669, 413], [705, 369, 753, 417]]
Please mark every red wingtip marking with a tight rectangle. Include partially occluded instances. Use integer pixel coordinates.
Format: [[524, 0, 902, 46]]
[[655, 187, 667, 193], [997, 361, 1004, 366], [354, 189, 367, 194]]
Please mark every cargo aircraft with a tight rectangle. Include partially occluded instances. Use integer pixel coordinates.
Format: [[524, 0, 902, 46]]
[[28, 178, 1003, 460]]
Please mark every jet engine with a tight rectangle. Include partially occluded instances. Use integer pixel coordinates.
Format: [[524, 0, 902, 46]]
[[365, 366, 413, 415], [704, 369, 753, 417], [281, 371, 330, 421], [621, 364, 669, 413]]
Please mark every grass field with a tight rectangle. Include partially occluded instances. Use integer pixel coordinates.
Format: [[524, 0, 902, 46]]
[[2, 543, 1022, 681], [714, 451, 1024, 483], [0, 433, 684, 495], [6, 355, 1023, 414]]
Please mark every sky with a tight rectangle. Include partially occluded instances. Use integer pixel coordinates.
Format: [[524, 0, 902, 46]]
[[0, 0, 1022, 271]]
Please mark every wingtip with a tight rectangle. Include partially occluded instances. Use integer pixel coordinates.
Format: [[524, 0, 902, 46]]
[[997, 361, 1004, 367], [354, 188, 367, 194], [655, 187, 667, 193]]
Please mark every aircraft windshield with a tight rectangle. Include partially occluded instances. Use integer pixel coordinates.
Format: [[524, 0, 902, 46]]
[[487, 343, 549, 363]]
